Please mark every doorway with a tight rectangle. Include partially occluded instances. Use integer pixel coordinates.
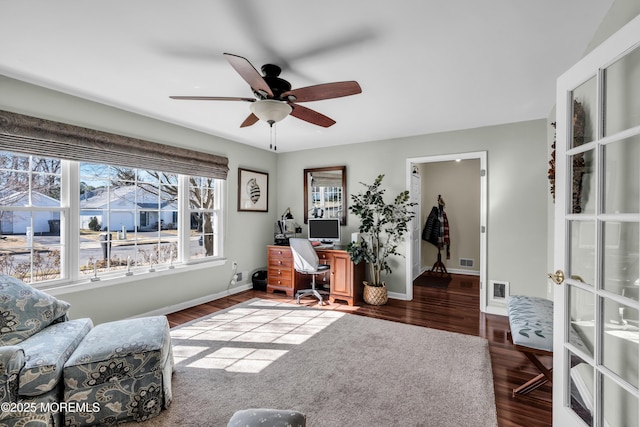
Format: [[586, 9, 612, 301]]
[[405, 151, 488, 312]]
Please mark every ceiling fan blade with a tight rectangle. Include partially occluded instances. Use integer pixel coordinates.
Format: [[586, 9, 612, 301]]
[[240, 113, 259, 128], [170, 96, 255, 102], [290, 104, 336, 128], [282, 81, 361, 103], [223, 53, 273, 98]]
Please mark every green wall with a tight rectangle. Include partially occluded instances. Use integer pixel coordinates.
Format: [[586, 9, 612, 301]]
[[1, 73, 550, 318], [276, 119, 550, 308], [0, 75, 278, 324]]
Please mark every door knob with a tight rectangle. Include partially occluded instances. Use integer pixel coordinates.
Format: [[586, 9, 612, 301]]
[[547, 270, 565, 285]]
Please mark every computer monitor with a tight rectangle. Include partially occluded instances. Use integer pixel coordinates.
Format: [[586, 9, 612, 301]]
[[307, 217, 341, 244]]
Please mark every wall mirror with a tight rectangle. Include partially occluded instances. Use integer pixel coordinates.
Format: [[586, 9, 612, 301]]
[[304, 166, 347, 225]]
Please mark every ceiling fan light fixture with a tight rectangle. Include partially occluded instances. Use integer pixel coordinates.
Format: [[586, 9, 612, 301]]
[[250, 99, 292, 125]]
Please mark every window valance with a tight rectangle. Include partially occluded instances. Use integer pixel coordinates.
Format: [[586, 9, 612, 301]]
[[0, 110, 229, 179]]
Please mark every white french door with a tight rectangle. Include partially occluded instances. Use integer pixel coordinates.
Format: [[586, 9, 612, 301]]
[[553, 14, 640, 426]]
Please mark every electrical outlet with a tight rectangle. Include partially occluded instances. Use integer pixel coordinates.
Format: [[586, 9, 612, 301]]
[[232, 261, 237, 269]]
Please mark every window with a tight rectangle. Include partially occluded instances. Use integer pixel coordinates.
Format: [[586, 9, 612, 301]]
[[189, 177, 221, 260], [79, 163, 181, 278], [0, 151, 224, 286], [0, 152, 64, 283], [309, 184, 343, 220]]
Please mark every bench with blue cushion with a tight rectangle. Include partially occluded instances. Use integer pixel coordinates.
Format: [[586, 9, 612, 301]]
[[507, 295, 554, 397], [507, 295, 591, 399]]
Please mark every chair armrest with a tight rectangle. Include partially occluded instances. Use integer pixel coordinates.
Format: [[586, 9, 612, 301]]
[[0, 346, 25, 403]]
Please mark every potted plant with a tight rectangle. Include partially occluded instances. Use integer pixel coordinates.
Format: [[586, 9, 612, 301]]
[[346, 174, 416, 305]]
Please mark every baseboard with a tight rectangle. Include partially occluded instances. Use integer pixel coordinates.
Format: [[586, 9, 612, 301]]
[[484, 304, 508, 316], [130, 283, 253, 319], [418, 267, 480, 277], [388, 291, 409, 301], [447, 268, 480, 276]]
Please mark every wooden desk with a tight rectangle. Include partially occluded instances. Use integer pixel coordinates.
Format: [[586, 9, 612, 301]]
[[266, 245, 365, 306]]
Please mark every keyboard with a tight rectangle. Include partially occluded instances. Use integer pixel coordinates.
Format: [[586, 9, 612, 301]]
[[314, 244, 335, 249]]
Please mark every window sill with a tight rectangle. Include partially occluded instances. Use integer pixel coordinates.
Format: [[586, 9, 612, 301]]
[[42, 258, 228, 297]]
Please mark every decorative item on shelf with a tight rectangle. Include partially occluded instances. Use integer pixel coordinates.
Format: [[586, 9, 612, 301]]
[[346, 174, 416, 305], [274, 207, 299, 245], [125, 256, 133, 276], [90, 261, 100, 282]]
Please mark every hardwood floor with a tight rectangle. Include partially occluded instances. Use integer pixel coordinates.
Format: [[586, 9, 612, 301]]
[[166, 273, 552, 427]]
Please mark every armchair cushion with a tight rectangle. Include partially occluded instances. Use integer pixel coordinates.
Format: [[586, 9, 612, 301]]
[[0, 346, 25, 404], [0, 275, 71, 346], [17, 318, 93, 396]]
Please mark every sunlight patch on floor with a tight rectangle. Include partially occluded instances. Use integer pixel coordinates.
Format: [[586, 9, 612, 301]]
[[171, 300, 344, 372]]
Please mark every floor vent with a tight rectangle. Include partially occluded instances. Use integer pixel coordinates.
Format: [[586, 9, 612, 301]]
[[459, 258, 474, 267]]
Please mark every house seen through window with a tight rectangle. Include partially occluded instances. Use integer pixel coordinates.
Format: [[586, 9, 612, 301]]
[[0, 152, 63, 283], [1, 151, 223, 286]]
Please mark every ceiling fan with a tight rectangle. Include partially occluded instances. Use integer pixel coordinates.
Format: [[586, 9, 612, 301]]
[[170, 53, 362, 129]]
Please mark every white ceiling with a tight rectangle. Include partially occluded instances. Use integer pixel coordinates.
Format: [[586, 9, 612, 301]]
[[0, 0, 614, 152]]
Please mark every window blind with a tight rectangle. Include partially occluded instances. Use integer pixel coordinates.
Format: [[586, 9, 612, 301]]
[[310, 172, 343, 187], [0, 110, 229, 179]]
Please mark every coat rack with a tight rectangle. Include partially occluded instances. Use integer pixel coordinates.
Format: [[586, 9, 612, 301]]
[[429, 195, 448, 274], [421, 194, 451, 276]]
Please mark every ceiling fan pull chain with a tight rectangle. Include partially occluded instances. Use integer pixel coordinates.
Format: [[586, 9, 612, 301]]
[[273, 123, 277, 151], [269, 123, 273, 150], [269, 122, 277, 151]]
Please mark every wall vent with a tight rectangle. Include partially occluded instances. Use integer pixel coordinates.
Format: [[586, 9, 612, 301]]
[[459, 258, 474, 267]]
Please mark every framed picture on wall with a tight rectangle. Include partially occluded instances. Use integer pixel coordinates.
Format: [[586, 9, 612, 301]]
[[238, 168, 268, 212]]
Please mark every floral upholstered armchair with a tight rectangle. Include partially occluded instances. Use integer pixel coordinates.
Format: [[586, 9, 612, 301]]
[[0, 274, 93, 426], [1, 274, 173, 427]]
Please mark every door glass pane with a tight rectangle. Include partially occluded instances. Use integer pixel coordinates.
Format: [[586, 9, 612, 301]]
[[602, 375, 639, 427], [604, 45, 640, 136], [569, 354, 594, 426], [571, 285, 595, 358], [603, 136, 640, 214], [602, 298, 639, 389], [603, 221, 639, 298], [571, 149, 596, 214], [571, 76, 597, 147], [571, 220, 596, 286]]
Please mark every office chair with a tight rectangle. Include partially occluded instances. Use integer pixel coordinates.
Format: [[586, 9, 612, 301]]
[[289, 238, 330, 305]]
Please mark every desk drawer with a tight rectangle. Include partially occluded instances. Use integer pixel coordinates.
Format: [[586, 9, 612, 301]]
[[268, 276, 293, 288], [317, 253, 331, 264], [268, 247, 292, 259], [268, 257, 292, 269], [268, 268, 293, 287]]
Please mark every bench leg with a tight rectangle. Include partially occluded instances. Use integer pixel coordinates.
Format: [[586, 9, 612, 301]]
[[513, 351, 553, 397]]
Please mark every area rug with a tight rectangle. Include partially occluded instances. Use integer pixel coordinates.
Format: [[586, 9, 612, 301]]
[[128, 299, 497, 427]]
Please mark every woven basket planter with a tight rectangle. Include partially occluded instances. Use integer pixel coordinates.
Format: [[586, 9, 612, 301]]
[[363, 281, 388, 306]]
